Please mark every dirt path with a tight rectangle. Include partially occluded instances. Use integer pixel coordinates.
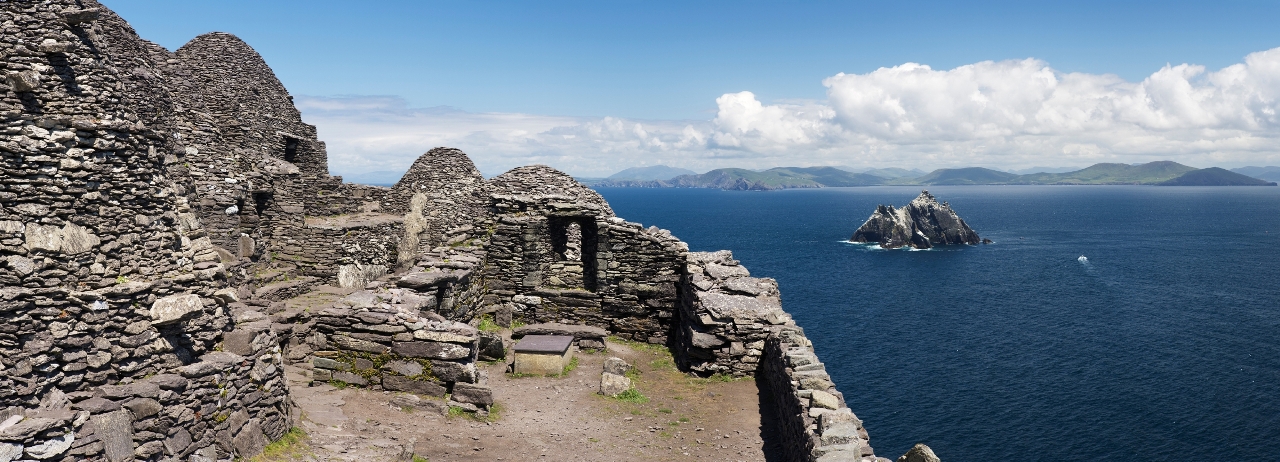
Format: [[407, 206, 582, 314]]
[[275, 334, 778, 461]]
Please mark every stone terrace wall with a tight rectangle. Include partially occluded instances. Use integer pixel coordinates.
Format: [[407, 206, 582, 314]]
[[761, 332, 883, 462], [309, 290, 494, 409], [397, 244, 489, 323], [675, 251, 886, 462]]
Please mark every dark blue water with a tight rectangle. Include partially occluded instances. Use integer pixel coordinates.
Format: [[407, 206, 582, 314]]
[[595, 185, 1280, 461]]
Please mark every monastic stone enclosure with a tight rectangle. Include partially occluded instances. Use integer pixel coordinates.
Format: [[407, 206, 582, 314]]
[[1, 1, 904, 461]]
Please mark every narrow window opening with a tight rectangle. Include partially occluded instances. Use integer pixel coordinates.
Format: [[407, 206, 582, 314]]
[[550, 217, 598, 292], [283, 137, 299, 163], [253, 192, 272, 215]]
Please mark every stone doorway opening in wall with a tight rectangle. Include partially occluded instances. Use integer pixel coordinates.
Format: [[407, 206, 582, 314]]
[[283, 136, 299, 163], [253, 192, 272, 215], [550, 217, 598, 292]]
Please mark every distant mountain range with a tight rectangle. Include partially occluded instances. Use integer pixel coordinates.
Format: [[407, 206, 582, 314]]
[[593, 162, 1277, 190], [341, 163, 1280, 189], [1004, 166, 1085, 175], [1230, 166, 1280, 182], [339, 170, 404, 186], [835, 167, 927, 179], [607, 165, 697, 181]]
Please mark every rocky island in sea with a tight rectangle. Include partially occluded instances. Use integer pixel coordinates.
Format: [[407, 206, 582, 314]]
[[851, 191, 988, 249]]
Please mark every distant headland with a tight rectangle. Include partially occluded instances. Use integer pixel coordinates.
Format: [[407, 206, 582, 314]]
[[588, 161, 1278, 190]]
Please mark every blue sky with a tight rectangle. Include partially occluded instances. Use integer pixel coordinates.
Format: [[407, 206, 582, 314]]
[[103, 0, 1280, 176]]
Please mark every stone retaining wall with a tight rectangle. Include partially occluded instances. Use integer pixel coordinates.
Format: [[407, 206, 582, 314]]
[[760, 331, 884, 462], [309, 291, 494, 409], [0, 279, 293, 461], [676, 251, 789, 376]]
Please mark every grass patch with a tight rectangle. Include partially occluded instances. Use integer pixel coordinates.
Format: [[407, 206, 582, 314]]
[[482, 403, 504, 423], [412, 456, 429, 462], [613, 388, 649, 404], [446, 403, 503, 422], [329, 380, 350, 389], [476, 315, 501, 333], [649, 357, 676, 371], [607, 335, 669, 355], [248, 427, 309, 461], [692, 373, 744, 384], [658, 408, 673, 414], [678, 417, 689, 423], [561, 357, 580, 376]]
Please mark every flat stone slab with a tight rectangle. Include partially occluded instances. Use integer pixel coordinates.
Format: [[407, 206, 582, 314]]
[[513, 335, 573, 354], [511, 323, 608, 340]]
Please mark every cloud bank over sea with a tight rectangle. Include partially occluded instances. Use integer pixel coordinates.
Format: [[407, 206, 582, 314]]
[[301, 47, 1280, 177]]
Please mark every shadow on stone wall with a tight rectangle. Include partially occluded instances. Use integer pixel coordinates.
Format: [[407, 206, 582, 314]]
[[756, 373, 789, 462]]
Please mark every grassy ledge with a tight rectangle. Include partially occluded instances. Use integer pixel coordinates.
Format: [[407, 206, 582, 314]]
[[248, 427, 309, 461]]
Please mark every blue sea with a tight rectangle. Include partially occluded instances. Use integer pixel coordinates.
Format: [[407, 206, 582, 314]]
[[595, 185, 1280, 461]]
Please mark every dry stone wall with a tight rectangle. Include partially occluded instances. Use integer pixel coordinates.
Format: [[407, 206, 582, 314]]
[[674, 250, 888, 461], [1, 2, 292, 460], [676, 251, 790, 376], [308, 288, 494, 409], [398, 244, 490, 322], [299, 213, 402, 288], [482, 165, 685, 343]]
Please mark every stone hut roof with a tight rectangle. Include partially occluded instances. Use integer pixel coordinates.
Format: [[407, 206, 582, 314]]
[[489, 165, 615, 217], [384, 147, 490, 216]]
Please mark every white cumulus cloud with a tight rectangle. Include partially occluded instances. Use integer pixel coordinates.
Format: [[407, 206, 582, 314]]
[[300, 47, 1280, 178]]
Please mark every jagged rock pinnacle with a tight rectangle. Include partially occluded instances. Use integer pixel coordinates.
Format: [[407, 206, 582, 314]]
[[850, 190, 983, 249]]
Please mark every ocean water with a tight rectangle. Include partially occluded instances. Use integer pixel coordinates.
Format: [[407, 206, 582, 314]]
[[594, 185, 1280, 461]]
